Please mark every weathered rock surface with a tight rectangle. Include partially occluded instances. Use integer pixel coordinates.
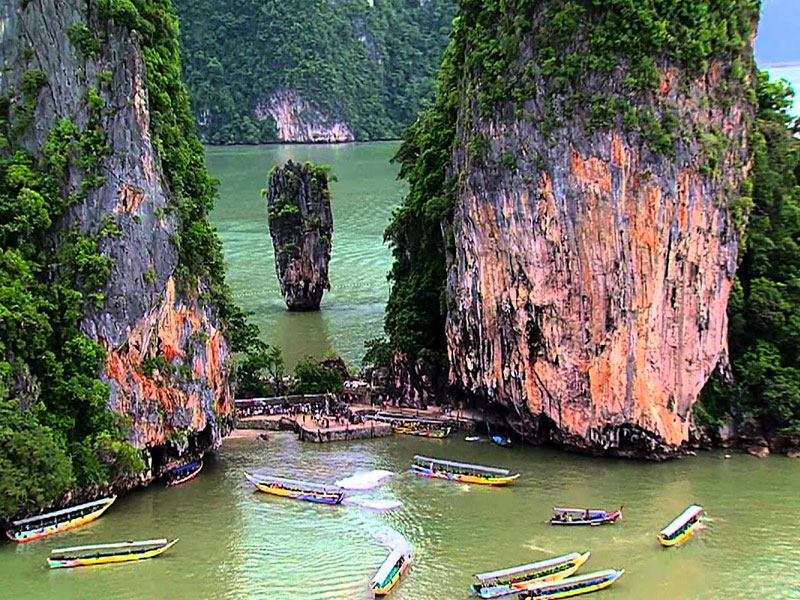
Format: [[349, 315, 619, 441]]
[[266, 160, 334, 310], [3, 1, 232, 463], [443, 10, 756, 457], [256, 91, 354, 143]]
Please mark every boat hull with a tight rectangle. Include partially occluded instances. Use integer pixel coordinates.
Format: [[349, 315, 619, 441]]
[[474, 552, 591, 599], [48, 540, 178, 569], [521, 570, 624, 600], [395, 427, 451, 439], [6, 497, 116, 543], [658, 521, 699, 547], [166, 461, 203, 487], [371, 556, 411, 596], [412, 465, 519, 487], [550, 511, 621, 527]]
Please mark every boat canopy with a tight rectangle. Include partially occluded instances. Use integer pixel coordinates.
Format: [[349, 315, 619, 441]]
[[413, 455, 510, 476], [52, 539, 168, 554], [11, 497, 114, 527], [247, 473, 343, 494], [660, 505, 703, 537], [474, 552, 582, 582], [370, 547, 407, 586], [170, 461, 200, 474], [553, 508, 609, 515]]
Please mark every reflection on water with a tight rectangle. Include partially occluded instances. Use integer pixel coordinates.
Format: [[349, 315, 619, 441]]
[[3, 435, 799, 600], [207, 142, 403, 368]]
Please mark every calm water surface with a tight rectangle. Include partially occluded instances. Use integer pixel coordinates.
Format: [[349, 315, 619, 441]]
[[206, 142, 403, 367], [2, 435, 799, 600]]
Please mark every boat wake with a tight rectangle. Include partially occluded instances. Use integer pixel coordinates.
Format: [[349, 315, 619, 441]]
[[335, 469, 395, 490], [342, 497, 403, 512]]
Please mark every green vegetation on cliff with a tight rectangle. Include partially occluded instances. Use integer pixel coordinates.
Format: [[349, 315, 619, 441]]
[[0, 0, 252, 520], [700, 73, 800, 435], [174, 0, 456, 143]]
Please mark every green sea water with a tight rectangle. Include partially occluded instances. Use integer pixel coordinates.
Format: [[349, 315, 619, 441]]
[[2, 144, 798, 600], [2, 434, 799, 600], [205, 142, 403, 368]]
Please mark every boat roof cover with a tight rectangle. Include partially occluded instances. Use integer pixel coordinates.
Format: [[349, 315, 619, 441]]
[[11, 496, 114, 526], [413, 455, 510, 476], [246, 472, 343, 494], [370, 547, 408, 585], [660, 505, 703, 537], [171, 461, 200, 473], [553, 508, 609, 515], [474, 552, 582, 582], [52, 539, 168, 554], [528, 569, 621, 591]]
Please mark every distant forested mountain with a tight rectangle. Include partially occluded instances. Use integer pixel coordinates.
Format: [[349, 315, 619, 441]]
[[175, 0, 456, 144]]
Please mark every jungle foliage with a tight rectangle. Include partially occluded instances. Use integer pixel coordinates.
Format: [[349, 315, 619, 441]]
[[700, 73, 800, 435], [174, 0, 456, 143], [0, 0, 255, 520]]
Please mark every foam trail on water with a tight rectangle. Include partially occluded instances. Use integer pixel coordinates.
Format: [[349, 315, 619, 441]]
[[342, 497, 403, 512], [336, 469, 395, 490]]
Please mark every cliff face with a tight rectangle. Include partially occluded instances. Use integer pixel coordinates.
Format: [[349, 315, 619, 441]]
[[2, 0, 232, 470], [445, 5, 756, 457], [255, 91, 354, 143], [386, 1, 759, 457], [267, 160, 334, 310]]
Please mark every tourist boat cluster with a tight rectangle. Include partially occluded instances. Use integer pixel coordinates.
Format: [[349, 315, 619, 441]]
[[2, 436, 706, 597]]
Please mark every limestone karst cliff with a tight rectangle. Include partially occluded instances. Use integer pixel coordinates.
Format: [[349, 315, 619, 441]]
[[385, 1, 760, 457], [0, 0, 239, 515], [266, 160, 334, 310]]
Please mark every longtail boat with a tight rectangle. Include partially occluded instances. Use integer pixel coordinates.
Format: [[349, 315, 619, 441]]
[[369, 546, 413, 596], [658, 504, 704, 547], [166, 460, 203, 487], [518, 569, 624, 599], [412, 455, 519, 486], [48, 538, 178, 569], [550, 507, 622, 527], [471, 552, 591, 599], [394, 425, 452, 438], [491, 435, 512, 448], [244, 472, 345, 504], [6, 496, 116, 543]]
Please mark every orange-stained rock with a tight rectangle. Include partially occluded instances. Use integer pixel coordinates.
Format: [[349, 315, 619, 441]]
[[445, 52, 754, 457]]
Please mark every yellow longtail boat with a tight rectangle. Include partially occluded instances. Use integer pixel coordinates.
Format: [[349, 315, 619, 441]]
[[471, 552, 591, 598], [5, 496, 116, 543], [518, 569, 624, 599], [658, 505, 704, 547], [48, 538, 178, 569], [412, 455, 520, 486]]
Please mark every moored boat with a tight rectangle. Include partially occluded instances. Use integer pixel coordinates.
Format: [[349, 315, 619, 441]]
[[518, 569, 624, 599], [244, 472, 345, 504], [369, 546, 413, 596], [166, 460, 203, 487], [395, 425, 452, 438], [471, 552, 591, 598], [658, 505, 704, 547], [5, 496, 117, 543], [550, 507, 623, 526], [48, 538, 178, 569], [412, 455, 520, 486], [491, 435, 513, 448]]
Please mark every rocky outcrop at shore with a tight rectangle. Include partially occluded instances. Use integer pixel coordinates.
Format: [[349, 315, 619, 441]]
[[2, 0, 234, 486], [386, 2, 760, 458], [266, 160, 334, 310]]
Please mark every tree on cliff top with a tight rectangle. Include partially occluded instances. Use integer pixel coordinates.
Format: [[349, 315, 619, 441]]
[[701, 72, 800, 435]]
